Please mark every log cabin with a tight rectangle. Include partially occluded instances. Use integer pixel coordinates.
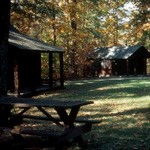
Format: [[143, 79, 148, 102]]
[[7, 25, 64, 97]]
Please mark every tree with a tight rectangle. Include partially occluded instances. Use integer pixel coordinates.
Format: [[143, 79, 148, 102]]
[[131, 0, 150, 48], [0, 0, 11, 127], [10, 0, 150, 78], [0, 0, 10, 96]]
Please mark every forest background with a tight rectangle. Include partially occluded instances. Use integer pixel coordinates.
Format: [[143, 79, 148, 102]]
[[11, 0, 150, 79]]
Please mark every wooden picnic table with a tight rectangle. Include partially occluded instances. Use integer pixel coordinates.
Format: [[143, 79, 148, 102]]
[[0, 96, 101, 149]]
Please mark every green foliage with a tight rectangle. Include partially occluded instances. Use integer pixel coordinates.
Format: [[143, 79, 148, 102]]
[[11, 1, 150, 78], [41, 53, 60, 80]]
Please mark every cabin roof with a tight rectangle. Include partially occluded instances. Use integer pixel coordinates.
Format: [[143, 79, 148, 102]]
[[9, 26, 63, 53], [90, 45, 150, 59]]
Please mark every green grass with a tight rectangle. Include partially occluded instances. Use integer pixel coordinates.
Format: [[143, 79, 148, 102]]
[[35, 76, 150, 150]]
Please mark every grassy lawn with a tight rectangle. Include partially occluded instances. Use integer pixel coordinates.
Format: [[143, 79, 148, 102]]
[[35, 76, 150, 150]]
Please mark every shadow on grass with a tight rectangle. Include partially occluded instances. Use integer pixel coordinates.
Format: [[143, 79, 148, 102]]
[[86, 106, 150, 150], [53, 76, 150, 101], [88, 125, 150, 150], [98, 107, 150, 120], [30, 77, 150, 150]]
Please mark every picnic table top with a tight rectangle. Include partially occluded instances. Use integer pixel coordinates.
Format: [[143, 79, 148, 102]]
[[0, 97, 94, 108]]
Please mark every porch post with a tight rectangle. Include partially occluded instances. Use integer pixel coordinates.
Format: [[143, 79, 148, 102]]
[[126, 59, 129, 76], [59, 52, 64, 88], [49, 52, 53, 88]]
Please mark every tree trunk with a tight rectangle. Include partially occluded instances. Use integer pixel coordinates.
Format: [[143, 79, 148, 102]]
[[0, 0, 10, 96], [0, 0, 11, 127], [70, 0, 77, 78]]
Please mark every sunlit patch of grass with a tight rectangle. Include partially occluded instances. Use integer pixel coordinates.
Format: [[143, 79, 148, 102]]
[[31, 76, 150, 149]]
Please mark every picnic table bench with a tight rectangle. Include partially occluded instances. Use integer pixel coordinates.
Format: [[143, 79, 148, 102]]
[[0, 96, 101, 149]]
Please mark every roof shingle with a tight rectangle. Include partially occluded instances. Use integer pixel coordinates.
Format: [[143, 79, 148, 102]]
[[92, 45, 149, 59], [9, 26, 63, 52]]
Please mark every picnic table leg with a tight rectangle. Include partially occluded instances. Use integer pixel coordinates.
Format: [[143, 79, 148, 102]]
[[54, 107, 89, 147], [54, 106, 80, 127], [53, 123, 92, 150], [37, 107, 63, 127], [75, 135, 87, 148], [0, 104, 12, 127]]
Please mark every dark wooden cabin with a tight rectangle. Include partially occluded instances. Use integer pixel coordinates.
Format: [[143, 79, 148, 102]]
[[7, 26, 64, 97], [89, 45, 150, 77]]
